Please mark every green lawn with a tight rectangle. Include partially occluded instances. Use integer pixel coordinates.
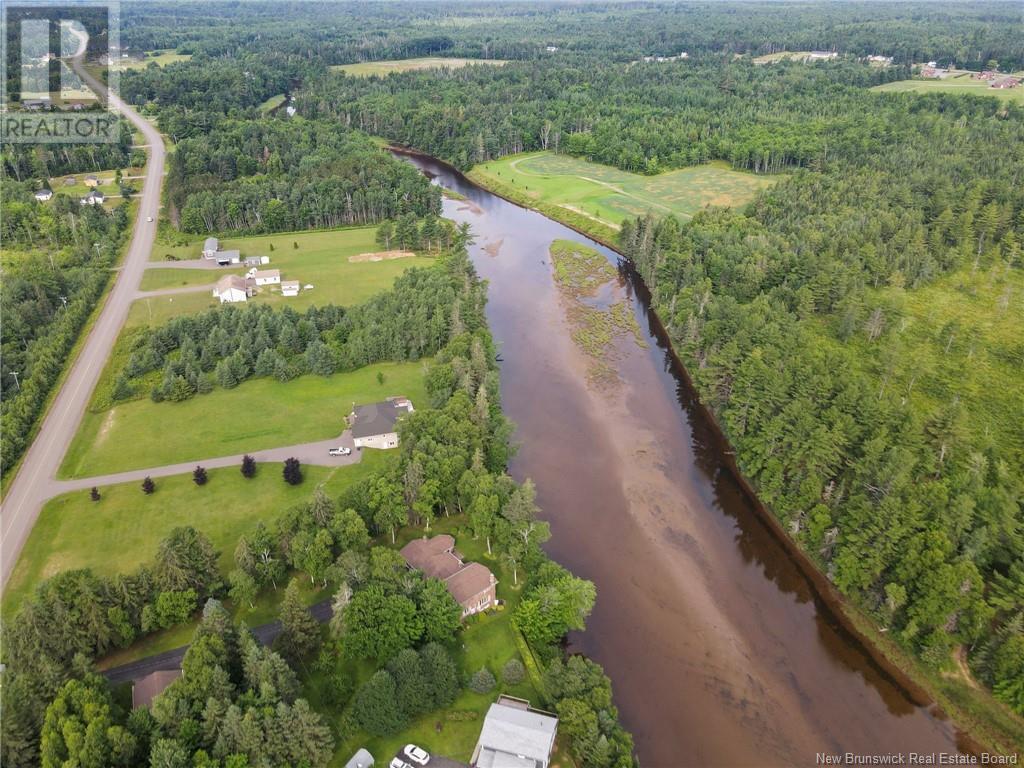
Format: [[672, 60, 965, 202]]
[[139, 226, 433, 323], [115, 50, 192, 70], [48, 166, 144, 199], [259, 93, 287, 113], [138, 268, 220, 292], [331, 57, 507, 77], [3, 456, 391, 616], [60, 361, 429, 478], [872, 74, 1024, 104], [469, 152, 777, 233]]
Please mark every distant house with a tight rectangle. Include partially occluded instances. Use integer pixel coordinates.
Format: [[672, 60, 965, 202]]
[[80, 190, 105, 206], [344, 749, 374, 768], [281, 280, 300, 297], [83, 175, 100, 188], [132, 669, 181, 709], [34, 189, 53, 202], [400, 534, 498, 617], [243, 255, 270, 267], [202, 237, 219, 259], [213, 274, 253, 303], [920, 67, 945, 79], [471, 695, 559, 768], [22, 99, 48, 110], [216, 250, 241, 265], [975, 70, 999, 81], [251, 268, 281, 286], [545, 45, 558, 52], [992, 76, 1020, 89], [805, 51, 837, 62], [867, 55, 893, 65], [286, 105, 297, 117], [349, 397, 415, 449], [64, 176, 77, 186]]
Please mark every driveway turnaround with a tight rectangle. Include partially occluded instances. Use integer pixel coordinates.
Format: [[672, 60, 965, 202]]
[[1, 38, 166, 589]]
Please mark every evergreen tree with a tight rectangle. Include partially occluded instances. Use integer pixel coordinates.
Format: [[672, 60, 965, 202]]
[[274, 579, 321, 664], [192, 465, 208, 486], [283, 457, 303, 485], [240, 454, 256, 478], [142, 476, 155, 495]]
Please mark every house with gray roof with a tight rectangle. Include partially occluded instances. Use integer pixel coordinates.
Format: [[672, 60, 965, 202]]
[[472, 696, 559, 768], [203, 237, 219, 258], [349, 397, 415, 449], [343, 748, 374, 768]]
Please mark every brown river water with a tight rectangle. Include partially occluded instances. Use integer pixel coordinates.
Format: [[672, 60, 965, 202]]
[[397, 151, 969, 768]]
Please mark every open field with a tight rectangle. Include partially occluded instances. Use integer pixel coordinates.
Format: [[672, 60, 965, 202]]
[[47, 166, 145, 199], [469, 152, 776, 233], [138, 226, 434, 322], [331, 57, 507, 77], [115, 50, 192, 71], [3, 455, 392, 616], [258, 93, 287, 113], [872, 74, 1024, 104], [61, 361, 429, 477]]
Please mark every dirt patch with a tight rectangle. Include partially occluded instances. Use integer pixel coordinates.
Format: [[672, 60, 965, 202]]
[[347, 250, 416, 263], [95, 409, 116, 447], [483, 238, 504, 258]]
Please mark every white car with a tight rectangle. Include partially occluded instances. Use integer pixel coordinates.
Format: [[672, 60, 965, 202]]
[[389, 759, 413, 768], [404, 745, 430, 766], [328, 446, 351, 456], [146, 216, 154, 222]]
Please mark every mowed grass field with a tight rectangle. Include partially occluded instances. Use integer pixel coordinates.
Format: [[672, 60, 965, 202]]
[[331, 57, 507, 77], [872, 74, 1024, 104], [115, 50, 192, 71], [135, 226, 434, 325], [469, 151, 777, 231], [60, 360, 429, 478], [3, 454, 393, 615]]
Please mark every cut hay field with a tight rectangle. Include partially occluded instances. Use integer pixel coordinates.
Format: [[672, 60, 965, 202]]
[[331, 57, 507, 76], [115, 50, 191, 71], [468, 151, 776, 236], [872, 74, 1024, 104], [134, 226, 434, 325], [60, 360, 429, 478]]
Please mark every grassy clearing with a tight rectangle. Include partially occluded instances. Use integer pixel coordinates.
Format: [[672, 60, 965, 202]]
[[259, 93, 287, 113], [752, 51, 819, 64], [61, 360, 429, 478], [47, 166, 144, 199], [138, 226, 434, 322], [872, 74, 1024, 104], [331, 57, 507, 77], [549, 240, 646, 386], [3, 455, 391, 616], [115, 50, 192, 71], [469, 152, 776, 235]]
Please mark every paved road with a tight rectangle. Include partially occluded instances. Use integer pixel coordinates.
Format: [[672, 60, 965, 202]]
[[102, 600, 332, 685], [0, 37, 166, 589], [57, 431, 361, 495]]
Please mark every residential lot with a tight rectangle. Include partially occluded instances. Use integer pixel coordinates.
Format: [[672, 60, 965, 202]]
[[332, 57, 507, 77]]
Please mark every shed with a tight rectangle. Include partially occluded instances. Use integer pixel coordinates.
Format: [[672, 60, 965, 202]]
[[344, 748, 374, 768]]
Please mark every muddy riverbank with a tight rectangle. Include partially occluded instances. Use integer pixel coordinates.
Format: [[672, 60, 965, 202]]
[[395, 148, 974, 767]]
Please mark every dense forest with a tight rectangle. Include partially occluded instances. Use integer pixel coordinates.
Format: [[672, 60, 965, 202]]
[[1, 252, 635, 768]]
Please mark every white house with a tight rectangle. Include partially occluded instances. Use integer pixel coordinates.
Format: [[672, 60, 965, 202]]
[[202, 237, 220, 259], [349, 397, 415, 449], [251, 268, 280, 286], [80, 190, 105, 206], [281, 280, 300, 297], [471, 696, 559, 768], [34, 189, 53, 202], [212, 275, 252, 303]]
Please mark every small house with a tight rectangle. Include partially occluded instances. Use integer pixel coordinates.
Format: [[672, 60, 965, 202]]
[[992, 76, 1020, 89], [243, 255, 270, 268], [251, 268, 280, 286], [83, 175, 99, 188], [132, 669, 181, 709], [216, 249, 241, 266], [400, 534, 498, 618], [281, 280, 300, 297], [80, 190, 105, 206], [213, 274, 252, 303], [22, 99, 48, 110], [34, 189, 53, 202], [545, 45, 559, 52], [349, 397, 415, 449], [471, 696, 559, 768], [202, 237, 219, 259]]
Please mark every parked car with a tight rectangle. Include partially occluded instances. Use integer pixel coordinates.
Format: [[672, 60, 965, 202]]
[[328, 446, 352, 456], [389, 759, 414, 768], [146, 216, 154, 222], [404, 745, 430, 766]]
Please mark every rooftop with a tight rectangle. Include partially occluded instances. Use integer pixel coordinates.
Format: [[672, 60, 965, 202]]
[[215, 274, 248, 293], [447, 562, 496, 604], [132, 668, 181, 709], [475, 696, 558, 768], [350, 398, 411, 439], [400, 534, 462, 579]]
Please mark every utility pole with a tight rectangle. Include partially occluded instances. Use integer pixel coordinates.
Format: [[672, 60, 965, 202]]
[[10, 371, 20, 391]]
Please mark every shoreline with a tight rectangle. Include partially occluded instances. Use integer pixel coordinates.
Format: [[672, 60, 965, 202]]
[[388, 143, 1023, 758]]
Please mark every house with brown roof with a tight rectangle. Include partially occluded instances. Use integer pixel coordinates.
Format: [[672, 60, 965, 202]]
[[132, 668, 182, 709], [213, 274, 253, 303], [991, 76, 1020, 89], [400, 534, 497, 617]]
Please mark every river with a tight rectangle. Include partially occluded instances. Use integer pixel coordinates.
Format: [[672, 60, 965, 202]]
[[397, 151, 968, 767]]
